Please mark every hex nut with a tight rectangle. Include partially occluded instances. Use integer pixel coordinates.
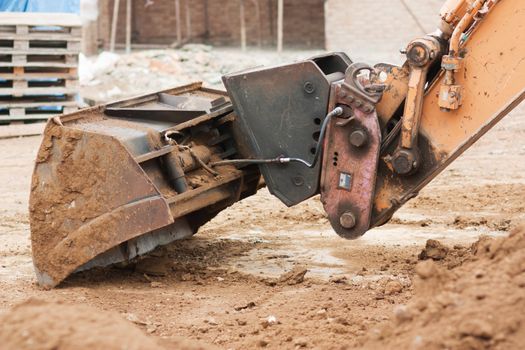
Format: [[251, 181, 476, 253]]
[[349, 129, 368, 148], [340, 211, 357, 229]]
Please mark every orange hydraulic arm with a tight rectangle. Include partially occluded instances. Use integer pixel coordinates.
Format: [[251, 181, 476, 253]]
[[369, 0, 525, 227], [226, 0, 524, 239]]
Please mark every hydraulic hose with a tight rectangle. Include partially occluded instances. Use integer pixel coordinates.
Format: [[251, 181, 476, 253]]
[[210, 106, 344, 168]]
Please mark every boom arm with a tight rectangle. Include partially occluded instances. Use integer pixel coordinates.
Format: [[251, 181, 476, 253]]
[[226, 0, 525, 238], [371, 0, 525, 228]]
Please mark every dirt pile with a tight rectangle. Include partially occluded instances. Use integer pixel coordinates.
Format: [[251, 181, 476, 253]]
[[361, 226, 525, 350], [0, 299, 213, 350]]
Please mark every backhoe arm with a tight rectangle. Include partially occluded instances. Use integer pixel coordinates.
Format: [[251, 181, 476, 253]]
[[226, 0, 525, 237], [371, 0, 525, 229]]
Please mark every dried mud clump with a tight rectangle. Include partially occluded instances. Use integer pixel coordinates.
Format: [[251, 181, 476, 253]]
[[0, 299, 214, 350], [418, 239, 449, 260], [361, 226, 525, 350], [418, 238, 470, 269]]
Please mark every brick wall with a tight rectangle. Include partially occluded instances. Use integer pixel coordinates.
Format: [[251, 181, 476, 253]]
[[98, 0, 325, 49], [325, 0, 443, 64]]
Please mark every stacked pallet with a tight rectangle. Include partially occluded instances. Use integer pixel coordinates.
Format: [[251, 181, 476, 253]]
[[0, 12, 81, 124]]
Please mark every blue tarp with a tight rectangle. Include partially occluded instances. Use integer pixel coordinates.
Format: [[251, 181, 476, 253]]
[[0, 0, 80, 13]]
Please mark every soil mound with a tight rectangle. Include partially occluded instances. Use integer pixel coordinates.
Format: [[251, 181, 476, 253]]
[[0, 299, 212, 350], [362, 226, 525, 350]]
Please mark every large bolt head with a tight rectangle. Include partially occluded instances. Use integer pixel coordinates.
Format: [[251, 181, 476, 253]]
[[304, 81, 315, 94], [349, 129, 368, 148], [340, 211, 357, 229], [391, 149, 419, 175], [407, 43, 430, 66]]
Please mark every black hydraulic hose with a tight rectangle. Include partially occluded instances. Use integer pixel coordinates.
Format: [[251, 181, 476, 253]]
[[210, 106, 344, 168]]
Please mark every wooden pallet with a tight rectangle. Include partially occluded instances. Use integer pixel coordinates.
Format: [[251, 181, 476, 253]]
[[0, 109, 77, 122], [0, 12, 81, 35], [0, 40, 81, 54], [0, 13, 80, 68], [0, 13, 81, 123], [0, 78, 78, 97], [0, 66, 78, 80], [0, 96, 78, 121], [0, 53, 78, 67]]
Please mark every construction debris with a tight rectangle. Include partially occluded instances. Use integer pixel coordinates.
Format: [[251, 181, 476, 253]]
[[79, 45, 321, 104]]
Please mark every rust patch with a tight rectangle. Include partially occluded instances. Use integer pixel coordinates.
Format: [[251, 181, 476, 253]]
[[29, 126, 172, 288]]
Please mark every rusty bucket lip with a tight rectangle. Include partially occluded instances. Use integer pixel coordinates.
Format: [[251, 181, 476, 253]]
[[32, 196, 175, 288]]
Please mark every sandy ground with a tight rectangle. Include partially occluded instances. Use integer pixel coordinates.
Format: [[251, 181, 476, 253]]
[[0, 47, 524, 349], [0, 101, 523, 348]]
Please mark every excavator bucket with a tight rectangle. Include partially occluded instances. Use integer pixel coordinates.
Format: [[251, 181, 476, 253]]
[[29, 83, 261, 288]]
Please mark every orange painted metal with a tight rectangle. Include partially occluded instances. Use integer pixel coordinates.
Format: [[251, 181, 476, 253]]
[[439, 0, 485, 110], [423, 0, 524, 154], [375, 63, 410, 126], [400, 67, 427, 149], [439, 0, 471, 37], [372, 0, 525, 225]]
